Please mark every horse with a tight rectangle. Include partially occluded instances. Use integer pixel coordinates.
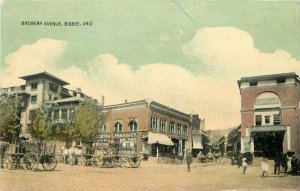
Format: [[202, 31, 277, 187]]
[[60, 146, 70, 164]]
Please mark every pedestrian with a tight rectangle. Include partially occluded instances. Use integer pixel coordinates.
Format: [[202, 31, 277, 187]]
[[260, 158, 269, 177], [291, 155, 299, 175], [237, 153, 242, 168], [281, 153, 288, 173], [274, 153, 281, 175], [242, 158, 248, 174], [231, 155, 235, 165], [186, 149, 192, 172]]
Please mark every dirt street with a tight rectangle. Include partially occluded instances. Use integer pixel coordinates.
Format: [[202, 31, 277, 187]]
[[0, 159, 299, 191]]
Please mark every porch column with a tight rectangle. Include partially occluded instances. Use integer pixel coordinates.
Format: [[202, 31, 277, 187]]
[[287, 125, 291, 151], [67, 108, 70, 121]]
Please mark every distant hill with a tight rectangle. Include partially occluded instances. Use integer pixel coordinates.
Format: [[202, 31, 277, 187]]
[[206, 128, 233, 138], [205, 127, 236, 146]]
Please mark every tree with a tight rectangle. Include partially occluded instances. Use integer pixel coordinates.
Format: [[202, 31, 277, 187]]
[[0, 94, 21, 141], [29, 104, 53, 140], [71, 100, 101, 144], [51, 121, 75, 146]]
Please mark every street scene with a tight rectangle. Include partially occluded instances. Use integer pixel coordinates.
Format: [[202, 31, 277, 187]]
[[0, 158, 299, 191], [1, 0, 300, 190]]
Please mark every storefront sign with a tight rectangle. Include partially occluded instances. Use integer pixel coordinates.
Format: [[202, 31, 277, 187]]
[[255, 98, 279, 105], [241, 137, 254, 153], [97, 132, 138, 154]]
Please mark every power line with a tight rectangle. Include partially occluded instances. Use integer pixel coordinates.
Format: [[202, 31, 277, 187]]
[[172, 0, 195, 23]]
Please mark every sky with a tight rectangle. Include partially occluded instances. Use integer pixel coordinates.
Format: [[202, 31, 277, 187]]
[[1, 0, 300, 130]]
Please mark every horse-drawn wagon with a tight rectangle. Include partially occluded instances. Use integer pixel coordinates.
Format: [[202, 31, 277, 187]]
[[2, 138, 57, 171]]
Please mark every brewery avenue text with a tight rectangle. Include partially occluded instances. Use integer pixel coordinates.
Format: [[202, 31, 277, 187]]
[[20, 21, 93, 26]]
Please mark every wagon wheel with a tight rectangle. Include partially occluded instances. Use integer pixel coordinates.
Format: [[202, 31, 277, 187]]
[[129, 156, 141, 168], [41, 155, 57, 171], [3, 156, 13, 170], [105, 157, 115, 168], [114, 156, 124, 167], [77, 155, 86, 166], [91, 157, 99, 168], [96, 158, 104, 168], [22, 152, 39, 171]]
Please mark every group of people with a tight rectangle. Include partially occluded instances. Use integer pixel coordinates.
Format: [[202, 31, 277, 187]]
[[60, 145, 83, 165], [261, 152, 299, 177], [274, 153, 299, 175]]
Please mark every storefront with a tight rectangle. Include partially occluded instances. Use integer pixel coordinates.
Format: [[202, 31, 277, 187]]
[[238, 73, 300, 159]]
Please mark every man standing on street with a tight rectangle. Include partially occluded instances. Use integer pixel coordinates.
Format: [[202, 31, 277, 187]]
[[274, 152, 281, 175], [186, 149, 192, 172]]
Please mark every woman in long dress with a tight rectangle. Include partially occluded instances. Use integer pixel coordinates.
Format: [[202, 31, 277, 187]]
[[261, 158, 269, 177]]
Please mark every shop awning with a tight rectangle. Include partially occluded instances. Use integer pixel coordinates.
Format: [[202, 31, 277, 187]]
[[251, 126, 286, 133], [193, 140, 203, 149], [192, 134, 203, 149], [148, 131, 174, 146]]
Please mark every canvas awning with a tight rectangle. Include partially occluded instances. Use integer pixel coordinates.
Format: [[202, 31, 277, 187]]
[[193, 140, 203, 149], [251, 126, 285, 133], [147, 131, 174, 146], [192, 134, 203, 149]]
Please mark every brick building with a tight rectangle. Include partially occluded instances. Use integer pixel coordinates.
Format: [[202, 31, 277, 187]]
[[98, 100, 200, 158], [238, 72, 300, 158]]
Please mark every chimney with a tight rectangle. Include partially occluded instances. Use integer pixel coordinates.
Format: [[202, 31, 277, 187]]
[[101, 95, 105, 106]]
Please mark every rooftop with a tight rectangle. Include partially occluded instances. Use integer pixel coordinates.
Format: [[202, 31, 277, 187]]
[[237, 72, 300, 87], [19, 71, 69, 86]]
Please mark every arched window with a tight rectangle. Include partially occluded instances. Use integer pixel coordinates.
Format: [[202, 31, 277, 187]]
[[99, 123, 107, 133], [114, 122, 122, 132], [129, 120, 137, 131]]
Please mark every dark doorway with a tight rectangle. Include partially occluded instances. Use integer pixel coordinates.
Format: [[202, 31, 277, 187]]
[[252, 131, 285, 158]]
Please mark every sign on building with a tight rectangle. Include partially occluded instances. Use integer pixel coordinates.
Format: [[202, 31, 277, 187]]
[[241, 137, 254, 153], [97, 132, 138, 155]]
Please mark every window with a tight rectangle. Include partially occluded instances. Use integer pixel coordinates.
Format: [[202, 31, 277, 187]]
[[273, 114, 281, 125], [160, 120, 166, 132], [29, 110, 37, 121], [49, 83, 58, 93], [99, 123, 107, 133], [255, 115, 262, 126], [114, 122, 122, 132], [277, 78, 286, 84], [61, 109, 68, 120], [183, 126, 188, 136], [151, 117, 158, 130], [177, 124, 182, 135], [69, 109, 74, 119], [31, 95, 37, 104], [170, 122, 175, 134], [53, 110, 60, 120], [129, 120, 137, 131], [250, 82, 257, 86], [31, 82, 38, 91], [264, 116, 270, 124]]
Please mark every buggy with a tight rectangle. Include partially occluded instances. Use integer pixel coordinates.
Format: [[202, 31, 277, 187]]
[[2, 138, 57, 171]]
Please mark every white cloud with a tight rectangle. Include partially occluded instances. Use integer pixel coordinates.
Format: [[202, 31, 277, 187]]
[[0, 38, 67, 87], [183, 27, 300, 79], [2, 28, 299, 130]]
